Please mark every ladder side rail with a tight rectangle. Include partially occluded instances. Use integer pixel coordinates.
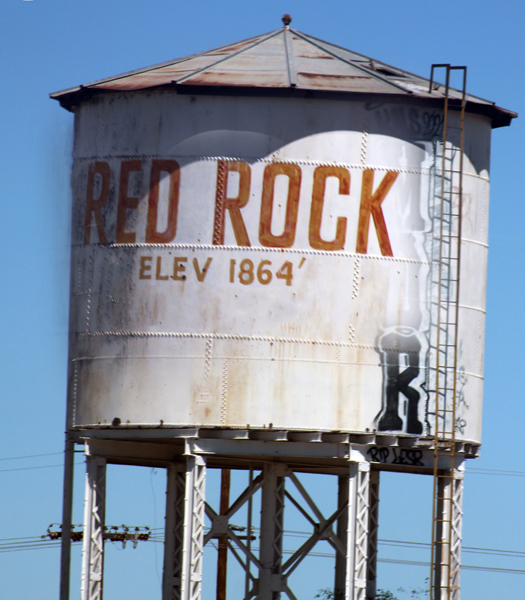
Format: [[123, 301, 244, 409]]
[[446, 65, 467, 597], [430, 63, 451, 599], [430, 63, 467, 600]]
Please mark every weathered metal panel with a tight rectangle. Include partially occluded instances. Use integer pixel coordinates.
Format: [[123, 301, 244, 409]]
[[67, 92, 490, 443]]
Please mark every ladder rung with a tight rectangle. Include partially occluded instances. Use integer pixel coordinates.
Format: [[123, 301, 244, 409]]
[[434, 516, 454, 523]]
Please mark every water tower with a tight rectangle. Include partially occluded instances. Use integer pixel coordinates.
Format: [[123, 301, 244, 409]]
[[52, 16, 515, 600]]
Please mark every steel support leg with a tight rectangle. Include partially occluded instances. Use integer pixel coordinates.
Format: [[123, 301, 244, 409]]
[[81, 455, 106, 600], [217, 469, 231, 600], [366, 471, 380, 600], [258, 463, 286, 600], [180, 454, 207, 600], [59, 437, 75, 600], [334, 475, 349, 600], [334, 462, 370, 600], [449, 471, 464, 599], [163, 463, 187, 600], [434, 469, 463, 600]]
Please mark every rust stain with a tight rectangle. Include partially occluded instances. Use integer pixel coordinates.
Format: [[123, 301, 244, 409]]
[[298, 72, 370, 81], [223, 361, 251, 425], [91, 69, 194, 91], [205, 40, 255, 55], [180, 72, 289, 87], [297, 54, 335, 60]]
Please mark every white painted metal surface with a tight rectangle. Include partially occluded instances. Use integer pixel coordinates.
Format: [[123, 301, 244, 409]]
[[68, 91, 490, 443], [81, 455, 106, 600], [434, 469, 464, 599], [163, 463, 186, 599]]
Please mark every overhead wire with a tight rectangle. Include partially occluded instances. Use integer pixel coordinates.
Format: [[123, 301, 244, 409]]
[[2, 537, 524, 576], [0, 452, 63, 461], [0, 451, 85, 473], [281, 529, 525, 560], [3, 527, 525, 564], [467, 468, 525, 477], [0, 462, 84, 473], [2, 450, 525, 477]]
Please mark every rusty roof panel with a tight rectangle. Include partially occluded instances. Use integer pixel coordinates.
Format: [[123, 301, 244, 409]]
[[178, 36, 291, 87], [296, 57, 378, 78], [203, 39, 261, 56], [86, 57, 228, 90], [296, 72, 398, 94], [51, 25, 516, 127], [290, 35, 334, 59], [180, 71, 290, 88], [89, 76, 176, 91], [205, 54, 288, 74]]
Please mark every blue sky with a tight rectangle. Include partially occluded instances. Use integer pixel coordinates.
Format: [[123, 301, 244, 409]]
[[1, 1, 524, 598]]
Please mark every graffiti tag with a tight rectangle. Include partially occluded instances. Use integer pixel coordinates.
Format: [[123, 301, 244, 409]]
[[376, 327, 424, 435], [367, 446, 424, 467]]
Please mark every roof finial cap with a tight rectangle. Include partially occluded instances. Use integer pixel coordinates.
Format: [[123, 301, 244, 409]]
[[282, 14, 292, 27]]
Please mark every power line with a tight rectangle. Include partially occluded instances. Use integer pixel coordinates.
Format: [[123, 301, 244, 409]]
[[7, 525, 516, 562], [379, 538, 525, 559], [3, 529, 524, 563], [3, 450, 525, 479], [0, 460, 84, 473], [0, 541, 81, 553], [283, 530, 525, 560], [467, 468, 525, 478], [1, 532, 524, 577], [378, 557, 525, 575], [0, 452, 63, 462]]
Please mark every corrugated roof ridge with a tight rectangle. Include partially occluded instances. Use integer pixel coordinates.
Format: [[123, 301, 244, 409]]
[[290, 29, 410, 94], [175, 28, 284, 85], [283, 28, 297, 87]]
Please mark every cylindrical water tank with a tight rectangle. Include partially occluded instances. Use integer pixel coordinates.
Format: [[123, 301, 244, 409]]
[[53, 26, 514, 445]]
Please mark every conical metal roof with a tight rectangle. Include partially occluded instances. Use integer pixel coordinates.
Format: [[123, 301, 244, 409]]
[[51, 22, 515, 128]]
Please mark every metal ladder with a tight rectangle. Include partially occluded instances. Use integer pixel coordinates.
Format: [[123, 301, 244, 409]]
[[428, 64, 467, 600]]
